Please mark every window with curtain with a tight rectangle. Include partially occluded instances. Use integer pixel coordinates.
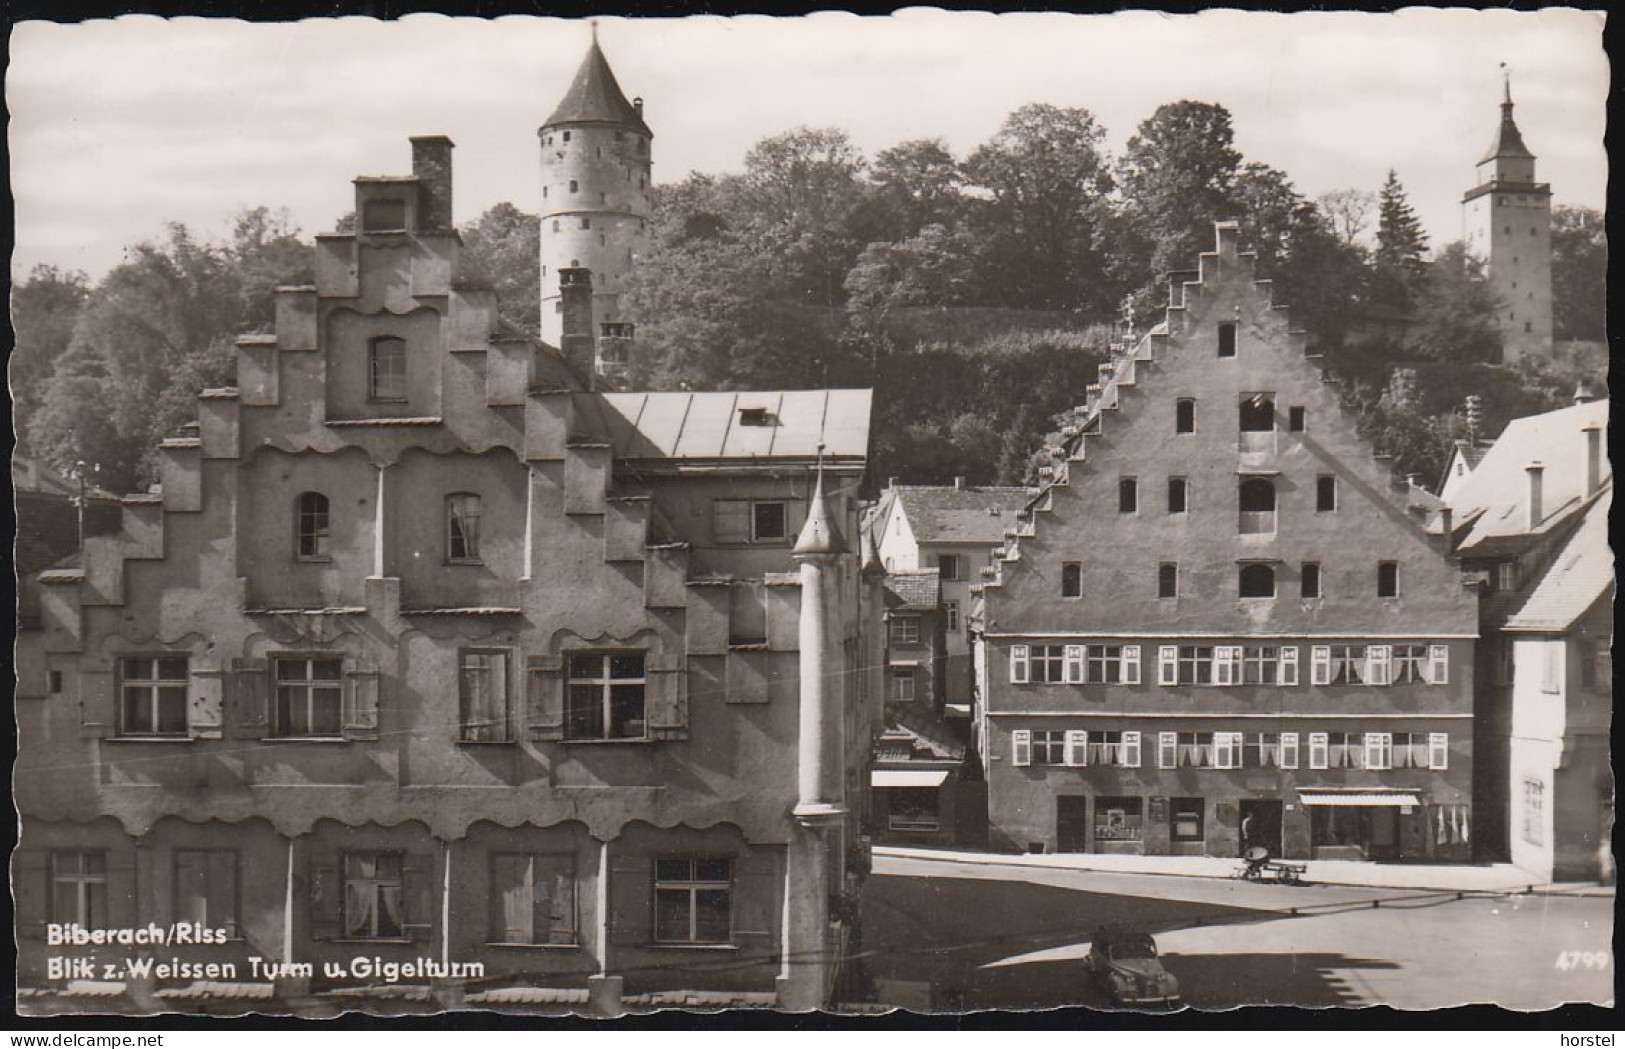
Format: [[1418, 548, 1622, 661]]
[[565, 653, 647, 740], [274, 656, 345, 737], [343, 851, 405, 940], [459, 650, 510, 742], [489, 853, 576, 945], [447, 493, 482, 563], [296, 492, 330, 560]]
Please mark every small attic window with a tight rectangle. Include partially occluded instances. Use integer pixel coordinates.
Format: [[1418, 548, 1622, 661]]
[[738, 407, 775, 427], [362, 199, 407, 232]]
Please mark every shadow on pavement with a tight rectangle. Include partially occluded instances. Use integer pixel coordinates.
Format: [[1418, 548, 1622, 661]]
[[1166, 951, 1402, 1009]]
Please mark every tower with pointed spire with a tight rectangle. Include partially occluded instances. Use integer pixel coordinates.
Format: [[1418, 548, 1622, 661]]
[[538, 25, 652, 364], [1462, 68, 1553, 363]]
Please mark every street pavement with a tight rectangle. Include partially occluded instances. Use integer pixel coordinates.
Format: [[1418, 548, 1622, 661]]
[[861, 853, 1615, 1012]]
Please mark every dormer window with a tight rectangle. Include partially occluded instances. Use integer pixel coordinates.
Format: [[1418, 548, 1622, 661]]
[[369, 336, 408, 403], [738, 407, 775, 427], [362, 199, 406, 233]]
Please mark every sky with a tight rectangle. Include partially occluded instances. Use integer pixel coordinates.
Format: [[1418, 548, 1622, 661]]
[[7, 9, 1610, 281]]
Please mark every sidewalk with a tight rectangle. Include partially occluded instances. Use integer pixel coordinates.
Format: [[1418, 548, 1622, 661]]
[[873, 844, 1615, 896]]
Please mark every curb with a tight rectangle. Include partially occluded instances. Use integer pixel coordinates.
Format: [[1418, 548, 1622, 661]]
[[872, 846, 1613, 897]]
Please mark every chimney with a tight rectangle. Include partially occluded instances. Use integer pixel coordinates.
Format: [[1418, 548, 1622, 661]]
[[1583, 425, 1602, 496], [954, 476, 967, 491], [410, 136, 455, 233], [887, 476, 898, 490], [1214, 219, 1240, 257], [1439, 506, 1453, 542], [1574, 380, 1597, 405], [559, 268, 596, 390], [633, 97, 644, 118], [1525, 462, 1544, 531]]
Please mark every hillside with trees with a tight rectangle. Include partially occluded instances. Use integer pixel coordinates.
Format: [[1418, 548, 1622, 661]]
[[13, 103, 1604, 495]]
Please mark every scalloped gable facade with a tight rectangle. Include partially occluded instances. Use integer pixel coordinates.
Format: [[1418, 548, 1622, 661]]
[[976, 223, 1479, 861], [13, 139, 878, 1014]]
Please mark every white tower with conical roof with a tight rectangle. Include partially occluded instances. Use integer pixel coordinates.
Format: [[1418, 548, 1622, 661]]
[[1462, 69, 1553, 363], [538, 26, 652, 359]]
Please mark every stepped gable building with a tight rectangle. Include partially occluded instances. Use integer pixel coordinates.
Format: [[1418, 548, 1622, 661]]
[[1462, 72, 1554, 363], [973, 222, 1479, 861], [538, 30, 651, 378], [1441, 395, 1612, 879], [13, 137, 879, 1015]]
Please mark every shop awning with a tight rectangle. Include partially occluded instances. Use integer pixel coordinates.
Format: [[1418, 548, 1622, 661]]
[[871, 769, 950, 789], [1298, 790, 1422, 807]]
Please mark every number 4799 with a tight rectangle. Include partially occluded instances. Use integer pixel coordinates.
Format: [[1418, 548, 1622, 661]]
[[1555, 951, 1610, 971]]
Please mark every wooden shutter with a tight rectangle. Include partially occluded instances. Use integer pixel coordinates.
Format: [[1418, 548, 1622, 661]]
[[1063, 646, 1085, 684], [106, 847, 138, 929], [1428, 644, 1450, 685], [712, 500, 751, 544], [1279, 646, 1299, 686], [1009, 645, 1029, 684], [14, 850, 49, 939], [343, 659, 381, 740], [1158, 646, 1178, 686], [1310, 646, 1331, 686], [308, 846, 342, 942], [79, 670, 114, 739], [189, 667, 225, 739], [1121, 645, 1141, 685], [1308, 732, 1329, 769], [1428, 732, 1450, 770], [401, 851, 436, 943], [1122, 731, 1142, 768], [731, 851, 778, 953], [645, 666, 688, 740], [1064, 730, 1088, 767], [527, 656, 564, 741], [607, 851, 652, 946], [228, 659, 269, 740], [1365, 645, 1392, 686], [1158, 732, 1177, 769], [1011, 729, 1031, 767], [1279, 732, 1299, 769]]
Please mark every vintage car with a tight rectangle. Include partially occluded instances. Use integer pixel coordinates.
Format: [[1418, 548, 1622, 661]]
[[1085, 925, 1181, 1008]]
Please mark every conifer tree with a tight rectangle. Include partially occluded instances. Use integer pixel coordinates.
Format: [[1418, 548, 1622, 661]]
[[1370, 169, 1430, 312]]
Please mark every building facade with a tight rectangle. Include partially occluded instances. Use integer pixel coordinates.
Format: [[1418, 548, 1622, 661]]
[[1462, 74, 1553, 364], [1440, 395, 1611, 876], [537, 31, 652, 371], [13, 138, 880, 1015], [975, 223, 1479, 861]]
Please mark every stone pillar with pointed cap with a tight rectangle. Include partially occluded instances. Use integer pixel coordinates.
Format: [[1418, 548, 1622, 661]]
[[778, 451, 848, 1011]]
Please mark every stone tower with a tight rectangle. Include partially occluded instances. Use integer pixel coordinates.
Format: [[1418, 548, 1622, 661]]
[[538, 27, 652, 364], [1462, 71, 1553, 363]]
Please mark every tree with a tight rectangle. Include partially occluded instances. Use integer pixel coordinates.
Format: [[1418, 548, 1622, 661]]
[[962, 103, 1117, 312], [1316, 189, 1376, 248], [1116, 101, 1244, 283], [459, 202, 542, 340], [863, 138, 967, 243], [1405, 242, 1502, 365], [844, 224, 979, 316], [1370, 169, 1430, 313], [1550, 205, 1605, 343], [9, 265, 90, 452]]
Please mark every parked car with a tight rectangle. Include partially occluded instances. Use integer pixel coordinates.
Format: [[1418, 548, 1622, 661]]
[[1086, 924, 1181, 1008]]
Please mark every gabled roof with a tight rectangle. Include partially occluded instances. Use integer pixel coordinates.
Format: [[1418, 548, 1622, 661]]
[[1504, 487, 1612, 632], [585, 389, 871, 465], [543, 38, 652, 136], [887, 485, 1028, 545], [1449, 399, 1609, 555], [883, 569, 940, 611]]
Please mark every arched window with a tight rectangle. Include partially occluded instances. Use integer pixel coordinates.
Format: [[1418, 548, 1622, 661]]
[[447, 493, 482, 563], [369, 336, 407, 403], [296, 492, 330, 560], [1239, 563, 1276, 599]]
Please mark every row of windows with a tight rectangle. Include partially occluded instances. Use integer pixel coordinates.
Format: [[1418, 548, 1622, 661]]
[[1170, 396, 1309, 435], [114, 651, 648, 743], [1011, 729, 1451, 771], [1116, 474, 1340, 515], [42, 848, 731, 948], [543, 129, 648, 152], [295, 491, 481, 563], [1008, 643, 1451, 686], [1060, 560, 1399, 600]]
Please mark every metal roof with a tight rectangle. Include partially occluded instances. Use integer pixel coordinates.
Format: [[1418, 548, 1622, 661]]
[[591, 389, 871, 464]]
